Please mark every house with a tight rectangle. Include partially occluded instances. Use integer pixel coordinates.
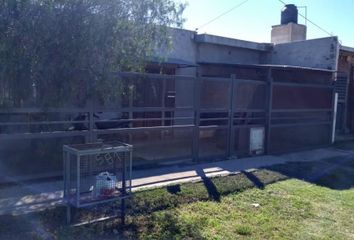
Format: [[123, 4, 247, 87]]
[[139, 4, 338, 160], [0, 4, 350, 183]]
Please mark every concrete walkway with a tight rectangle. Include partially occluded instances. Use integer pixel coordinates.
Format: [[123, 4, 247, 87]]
[[0, 146, 353, 216]]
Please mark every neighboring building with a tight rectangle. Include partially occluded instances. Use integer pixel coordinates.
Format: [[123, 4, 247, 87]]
[[335, 46, 354, 134]]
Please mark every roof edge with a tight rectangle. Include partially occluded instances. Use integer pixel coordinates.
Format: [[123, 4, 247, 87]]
[[341, 45, 354, 53], [198, 62, 335, 73], [194, 34, 272, 52]]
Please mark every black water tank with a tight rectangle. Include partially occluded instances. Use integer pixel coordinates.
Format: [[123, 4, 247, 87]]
[[281, 4, 298, 24]]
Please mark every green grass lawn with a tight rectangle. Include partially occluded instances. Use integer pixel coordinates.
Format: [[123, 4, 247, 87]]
[[1, 158, 354, 239], [132, 179, 354, 240]]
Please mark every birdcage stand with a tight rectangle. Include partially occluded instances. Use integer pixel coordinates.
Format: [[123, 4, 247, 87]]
[[63, 141, 133, 225]]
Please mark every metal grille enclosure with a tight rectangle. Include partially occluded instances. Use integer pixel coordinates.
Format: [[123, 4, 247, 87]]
[[63, 142, 132, 208]]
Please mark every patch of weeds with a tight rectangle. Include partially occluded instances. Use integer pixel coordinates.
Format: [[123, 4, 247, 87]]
[[253, 169, 288, 185], [235, 225, 252, 236], [134, 210, 206, 240], [130, 169, 287, 216], [179, 181, 209, 201], [130, 188, 180, 214], [212, 172, 254, 195]]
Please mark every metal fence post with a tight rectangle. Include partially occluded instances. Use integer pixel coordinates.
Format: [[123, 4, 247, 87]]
[[227, 75, 236, 158], [192, 74, 201, 163], [331, 90, 338, 144], [88, 100, 95, 143], [121, 154, 126, 225], [265, 67, 273, 154], [76, 154, 80, 208]]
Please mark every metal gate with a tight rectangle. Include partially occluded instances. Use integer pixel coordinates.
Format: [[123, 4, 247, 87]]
[[0, 67, 335, 182], [197, 73, 270, 161]]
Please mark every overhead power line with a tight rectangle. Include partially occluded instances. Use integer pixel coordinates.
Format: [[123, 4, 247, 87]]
[[196, 0, 251, 31], [277, 0, 334, 37]]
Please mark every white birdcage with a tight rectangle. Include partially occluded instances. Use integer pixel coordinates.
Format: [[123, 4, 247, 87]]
[[63, 141, 132, 224]]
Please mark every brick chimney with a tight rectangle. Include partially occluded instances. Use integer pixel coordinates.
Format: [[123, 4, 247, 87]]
[[271, 4, 306, 44]]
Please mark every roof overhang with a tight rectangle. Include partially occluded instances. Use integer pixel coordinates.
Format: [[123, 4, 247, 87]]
[[198, 62, 335, 73], [194, 34, 272, 52], [148, 57, 198, 68], [340, 45, 354, 55]]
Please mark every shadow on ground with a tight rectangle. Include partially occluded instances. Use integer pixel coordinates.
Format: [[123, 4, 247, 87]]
[[261, 156, 354, 190]]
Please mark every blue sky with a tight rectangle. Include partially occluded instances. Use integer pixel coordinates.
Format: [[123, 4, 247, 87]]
[[182, 0, 354, 46]]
